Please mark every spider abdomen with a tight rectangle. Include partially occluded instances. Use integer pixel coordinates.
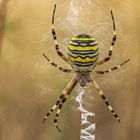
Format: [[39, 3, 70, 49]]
[[68, 34, 99, 72]]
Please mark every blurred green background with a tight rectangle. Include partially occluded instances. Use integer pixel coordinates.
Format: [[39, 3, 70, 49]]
[[0, 0, 140, 140]]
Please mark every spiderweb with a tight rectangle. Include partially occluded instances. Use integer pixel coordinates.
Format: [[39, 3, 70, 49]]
[[36, 0, 139, 140], [1, 0, 139, 140], [76, 87, 95, 140]]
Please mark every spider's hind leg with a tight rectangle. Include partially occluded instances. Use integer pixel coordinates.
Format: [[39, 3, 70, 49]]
[[53, 76, 78, 132], [54, 104, 63, 132], [91, 78, 120, 123], [52, 96, 67, 132], [42, 98, 61, 123], [43, 76, 78, 132]]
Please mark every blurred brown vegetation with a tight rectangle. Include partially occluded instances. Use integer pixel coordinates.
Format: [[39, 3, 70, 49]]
[[0, 0, 140, 140], [0, 0, 8, 55]]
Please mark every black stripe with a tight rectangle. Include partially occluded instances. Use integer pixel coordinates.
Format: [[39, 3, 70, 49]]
[[69, 49, 99, 55], [71, 60, 97, 64], [72, 40, 96, 43], [71, 51, 98, 55], [111, 110, 114, 113], [52, 4, 56, 24], [105, 101, 109, 106], [96, 71, 104, 74], [74, 63, 93, 67], [53, 36, 57, 40], [101, 95, 106, 100], [104, 57, 110, 61], [68, 48, 99, 53], [55, 45, 59, 50], [75, 34, 93, 38], [68, 53, 99, 59], [60, 95, 64, 99], [108, 50, 112, 56], [47, 113, 50, 116], [111, 42, 114, 45], [51, 63, 57, 67], [113, 36, 116, 41], [73, 61, 96, 65], [59, 104, 62, 108], [56, 100, 60, 105], [69, 43, 98, 47], [52, 29, 55, 35], [68, 52, 99, 59], [62, 98, 66, 103], [112, 67, 117, 70]]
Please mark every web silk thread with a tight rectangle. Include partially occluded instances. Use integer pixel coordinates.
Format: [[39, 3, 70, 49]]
[[76, 87, 95, 140]]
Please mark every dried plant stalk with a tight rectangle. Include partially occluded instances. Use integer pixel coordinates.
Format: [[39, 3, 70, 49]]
[[0, 0, 8, 56]]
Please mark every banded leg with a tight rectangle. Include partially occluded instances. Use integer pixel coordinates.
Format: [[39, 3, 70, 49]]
[[53, 76, 78, 132], [54, 104, 63, 132], [42, 98, 61, 123], [96, 11, 116, 67], [91, 78, 120, 123], [43, 75, 78, 132], [42, 53, 73, 73], [52, 4, 70, 64], [95, 59, 130, 74]]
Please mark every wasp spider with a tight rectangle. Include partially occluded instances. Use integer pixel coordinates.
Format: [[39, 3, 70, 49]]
[[42, 4, 130, 132]]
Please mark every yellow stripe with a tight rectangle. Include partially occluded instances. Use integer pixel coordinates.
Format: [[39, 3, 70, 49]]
[[68, 45, 99, 51], [68, 55, 98, 62], [72, 37, 95, 41]]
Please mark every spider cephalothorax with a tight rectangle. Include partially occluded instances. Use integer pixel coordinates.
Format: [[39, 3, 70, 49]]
[[76, 72, 91, 87], [42, 4, 130, 132]]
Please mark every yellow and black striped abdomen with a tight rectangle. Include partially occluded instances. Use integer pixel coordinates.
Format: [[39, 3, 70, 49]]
[[68, 34, 99, 72]]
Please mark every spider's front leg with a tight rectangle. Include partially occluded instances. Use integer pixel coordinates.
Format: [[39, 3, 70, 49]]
[[52, 4, 70, 64], [43, 75, 78, 132], [91, 78, 120, 123], [97, 11, 116, 67], [95, 59, 130, 74], [42, 53, 73, 73]]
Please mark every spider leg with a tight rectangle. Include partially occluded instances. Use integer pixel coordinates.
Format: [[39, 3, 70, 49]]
[[96, 11, 116, 67], [43, 75, 78, 132], [42, 53, 73, 73], [52, 4, 70, 64], [53, 76, 78, 132], [42, 98, 61, 123], [95, 59, 130, 74], [54, 104, 63, 132], [91, 78, 120, 123]]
